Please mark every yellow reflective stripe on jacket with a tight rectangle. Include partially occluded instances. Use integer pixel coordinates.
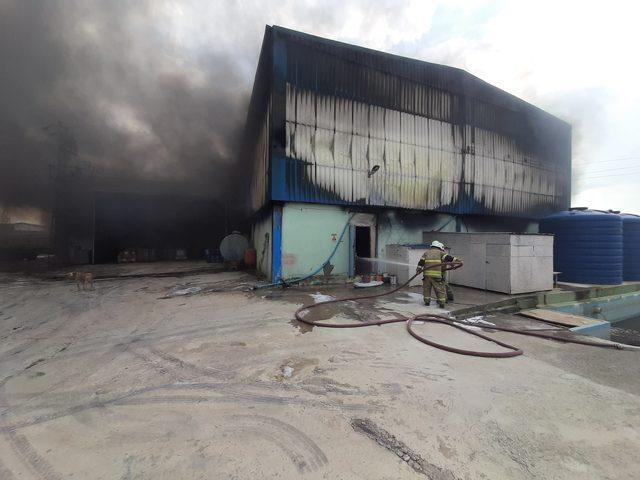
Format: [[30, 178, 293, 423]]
[[421, 259, 443, 278], [420, 247, 449, 278]]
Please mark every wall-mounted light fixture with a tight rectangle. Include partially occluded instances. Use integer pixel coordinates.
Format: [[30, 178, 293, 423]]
[[367, 165, 380, 178]]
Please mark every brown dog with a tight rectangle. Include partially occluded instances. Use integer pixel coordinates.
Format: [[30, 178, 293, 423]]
[[67, 272, 94, 291]]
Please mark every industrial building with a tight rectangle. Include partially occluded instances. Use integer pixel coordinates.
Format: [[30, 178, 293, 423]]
[[0, 164, 231, 264], [245, 26, 572, 283]]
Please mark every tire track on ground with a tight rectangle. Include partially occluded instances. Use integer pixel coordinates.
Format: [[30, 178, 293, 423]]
[[1, 381, 370, 433], [231, 415, 328, 471], [0, 380, 63, 480], [4, 430, 62, 480], [0, 283, 128, 480], [7, 316, 278, 367]]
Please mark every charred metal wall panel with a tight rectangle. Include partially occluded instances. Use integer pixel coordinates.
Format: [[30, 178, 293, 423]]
[[245, 28, 273, 213], [249, 98, 270, 212], [281, 84, 566, 216], [247, 26, 571, 219]]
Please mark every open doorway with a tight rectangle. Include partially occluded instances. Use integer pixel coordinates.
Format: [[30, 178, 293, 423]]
[[354, 225, 374, 274], [355, 226, 371, 259], [93, 192, 225, 264], [348, 213, 377, 277], [352, 224, 376, 275]]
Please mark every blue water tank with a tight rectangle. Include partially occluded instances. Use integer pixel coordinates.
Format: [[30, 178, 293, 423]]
[[539, 209, 623, 285], [622, 214, 640, 281]]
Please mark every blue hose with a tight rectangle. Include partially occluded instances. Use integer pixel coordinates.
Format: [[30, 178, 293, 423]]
[[253, 213, 355, 289]]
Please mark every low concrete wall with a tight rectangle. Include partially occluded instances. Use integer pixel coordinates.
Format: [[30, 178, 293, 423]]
[[452, 282, 640, 319], [451, 282, 640, 342], [549, 291, 640, 324], [570, 321, 611, 339]]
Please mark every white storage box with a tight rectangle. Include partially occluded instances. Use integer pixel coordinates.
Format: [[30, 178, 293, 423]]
[[419, 232, 554, 294], [384, 244, 431, 287]]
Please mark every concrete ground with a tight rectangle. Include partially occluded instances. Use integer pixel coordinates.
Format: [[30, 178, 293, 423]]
[[0, 267, 639, 479]]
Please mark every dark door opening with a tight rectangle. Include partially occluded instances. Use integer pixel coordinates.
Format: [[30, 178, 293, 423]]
[[93, 192, 226, 264], [354, 225, 372, 274], [355, 226, 371, 258]]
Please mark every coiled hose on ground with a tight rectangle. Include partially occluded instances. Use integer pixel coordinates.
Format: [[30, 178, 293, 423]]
[[294, 261, 628, 358]]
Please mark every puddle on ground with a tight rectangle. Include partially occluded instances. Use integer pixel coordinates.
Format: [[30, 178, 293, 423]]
[[264, 285, 433, 333], [610, 316, 640, 346], [309, 292, 335, 303], [289, 318, 314, 334], [401, 292, 425, 303], [289, 302, 393, 333]]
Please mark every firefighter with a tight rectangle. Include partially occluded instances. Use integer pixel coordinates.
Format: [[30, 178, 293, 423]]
[[417, 240, 459, 308]]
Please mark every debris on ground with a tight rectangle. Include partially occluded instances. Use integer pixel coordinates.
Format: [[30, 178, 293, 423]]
[[463, 315, 496, 326], [354, 280, 384, 288], [310, 292, 335, 303], [160, 276, 255, 298], [166, 285, 203, 297], [351, 418, 456, 479], [454, 321, 482, 331]]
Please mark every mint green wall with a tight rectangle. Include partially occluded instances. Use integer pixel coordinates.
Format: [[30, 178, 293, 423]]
[[281, 203, 350, 279], [377, 211, 456, 258], [251, 209, 272, 279]]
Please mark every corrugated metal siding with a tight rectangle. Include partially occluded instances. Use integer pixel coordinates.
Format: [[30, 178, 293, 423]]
[[265, 26, 570, 218], [244, 27, 273, 214], [282, 29, 461, 124], [249, 96, 270, 212], [284, 84, 561, 216]]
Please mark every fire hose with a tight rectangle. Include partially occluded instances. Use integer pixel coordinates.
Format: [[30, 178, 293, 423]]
[[294, 261, 627, 358]]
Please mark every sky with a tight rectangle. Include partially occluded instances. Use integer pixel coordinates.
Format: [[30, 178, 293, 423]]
[[1, 0, 638, 217]]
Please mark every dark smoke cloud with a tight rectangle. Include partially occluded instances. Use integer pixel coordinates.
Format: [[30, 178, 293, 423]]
[[6, 0, 623, 216], [0, 0, 250, 209]]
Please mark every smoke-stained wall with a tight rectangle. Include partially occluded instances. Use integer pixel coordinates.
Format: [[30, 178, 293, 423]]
[[249, 102, 271, 213], [251, 209, 272, 280], [284, 84, 565, 214], [245, 28, 274, 214], [376, 210, 457, 260]]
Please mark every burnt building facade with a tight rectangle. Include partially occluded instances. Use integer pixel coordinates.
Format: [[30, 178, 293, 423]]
[[245, 26, 571, 283]]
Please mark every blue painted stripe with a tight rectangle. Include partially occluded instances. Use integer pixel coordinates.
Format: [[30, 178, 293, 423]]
[[271, 155, 288, 200]]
